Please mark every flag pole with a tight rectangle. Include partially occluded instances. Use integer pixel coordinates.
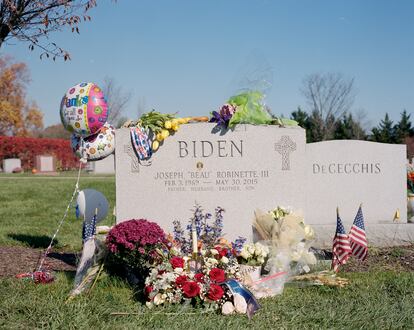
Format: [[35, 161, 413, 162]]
[[332, 207, 339, 272]]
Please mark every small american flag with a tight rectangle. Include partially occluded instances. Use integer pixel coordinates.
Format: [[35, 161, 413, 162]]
[[332, 210, 352, 273], [349, 206, 368, 260], [82, 213, 97, 242]]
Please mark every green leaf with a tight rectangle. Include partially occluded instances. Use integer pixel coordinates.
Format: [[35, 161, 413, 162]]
[[228, 91, 272, 128]]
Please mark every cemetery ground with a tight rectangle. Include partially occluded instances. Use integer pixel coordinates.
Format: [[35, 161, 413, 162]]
[[1, 175, 414, 329]]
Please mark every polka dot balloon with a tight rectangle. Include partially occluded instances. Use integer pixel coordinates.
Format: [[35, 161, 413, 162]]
[[71, 123, 115, 161], [60, 82, 109, 137]]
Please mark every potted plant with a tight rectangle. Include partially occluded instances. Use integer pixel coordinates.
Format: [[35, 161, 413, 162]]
[[105, 219, 167, 286]]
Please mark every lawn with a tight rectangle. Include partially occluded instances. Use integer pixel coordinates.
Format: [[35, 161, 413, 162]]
[[0, 173, 116, 250], [1, 174, 414, 329]]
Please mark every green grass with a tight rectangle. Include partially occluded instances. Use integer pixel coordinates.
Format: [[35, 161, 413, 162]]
[[0, 174, 115, 250], [1, 175, 414, 329], [1, 271, 414, 329]]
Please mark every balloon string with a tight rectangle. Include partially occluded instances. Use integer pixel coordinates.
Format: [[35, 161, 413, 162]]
[[37, 161, 83, 272]]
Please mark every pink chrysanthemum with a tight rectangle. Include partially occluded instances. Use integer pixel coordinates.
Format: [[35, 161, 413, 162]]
[[106, 219, 166, 253]]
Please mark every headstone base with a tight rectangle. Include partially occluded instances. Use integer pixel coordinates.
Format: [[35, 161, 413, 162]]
[[34, 171, 59, 176], [312, 223, 414, 248]]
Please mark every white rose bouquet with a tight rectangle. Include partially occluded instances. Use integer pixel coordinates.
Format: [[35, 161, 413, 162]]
[[237, 242, 269, 266], [253, 207, 317, 275]]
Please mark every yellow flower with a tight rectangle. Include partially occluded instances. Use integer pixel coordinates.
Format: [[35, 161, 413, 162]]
[[152, 140, 159, 151], [164, 121, 172, 129], [156, 133, 164, 141], [161, 129, 169, 139]]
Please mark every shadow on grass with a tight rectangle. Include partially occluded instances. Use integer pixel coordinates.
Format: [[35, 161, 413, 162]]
[[62, 270, 76, 281], [47, 252, 78, 267], [7, 234, 58, 248]]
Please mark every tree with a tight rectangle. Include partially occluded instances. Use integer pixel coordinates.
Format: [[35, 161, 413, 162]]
[[0, 0, 97, 60], [38, 123, 70, 139], [301, 72, 355, 140], [103, 76, 131, 125], [22, 101, 43, 136], [395, 110, 413, 143], [0, 56, 43, 136], [290, 107, 309, 128], [334, 113, 366, 140], [0, 56, 27, 135], [290, 106, 313, 142], [370, 113, 397, 143]]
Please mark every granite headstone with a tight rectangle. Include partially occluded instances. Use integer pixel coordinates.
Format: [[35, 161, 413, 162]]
[[90, 154, 115, 174], [306, 140, 408, 247], [116, 124, 306, 241], [2, 158, 21, 173], [115, 124, 410, 247], [35, 155, 56, 173]]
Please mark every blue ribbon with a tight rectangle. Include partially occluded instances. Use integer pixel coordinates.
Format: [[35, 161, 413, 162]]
[[221, 279, 261, 317]]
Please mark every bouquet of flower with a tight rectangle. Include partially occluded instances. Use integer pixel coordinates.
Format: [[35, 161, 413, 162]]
[[269, 206, 292, 220], [172, 204, 224, 253], [407, 163, 414, 194], [144, 205, 261, 317], [144, 251, 238, 309], [253, 207, 316, 275], [106, 219, 167, 280], [210, 91, 272, 129], [237, 242, 269, 266]]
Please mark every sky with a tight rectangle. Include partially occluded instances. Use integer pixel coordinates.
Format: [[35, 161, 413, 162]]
[[4, 0, 414, 129]]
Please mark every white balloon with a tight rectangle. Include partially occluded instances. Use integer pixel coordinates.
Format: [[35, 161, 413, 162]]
[[76, 189, 109, 224], [71, 122, 115, 161]]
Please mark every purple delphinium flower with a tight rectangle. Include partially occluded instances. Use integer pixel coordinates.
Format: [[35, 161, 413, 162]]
[[174, 219, 191, 254], [211, 207, 224, 242], [192, 204, 204, 237], [232, 236, 247, 255], [178, 204, 226, 250], [173, 220, 184, 243]]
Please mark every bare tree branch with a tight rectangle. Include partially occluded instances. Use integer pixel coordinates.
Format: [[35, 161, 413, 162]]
[[0, 0, 98, 60], [102, 76, 132, 124], [301, 72, 355, 140]]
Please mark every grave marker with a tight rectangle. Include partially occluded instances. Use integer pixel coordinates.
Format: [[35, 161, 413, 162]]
[[2, 158, 21, 173], [116, 124, 307, 241], [35, 155, 56, 173], [115, 123, 410, 247]]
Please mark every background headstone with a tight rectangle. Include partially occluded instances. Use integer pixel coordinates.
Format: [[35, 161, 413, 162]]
[[116, 124, 307, 241], [306, 140, 406, 225], [35, 155, 56, 173], [2, 158, 21, 173], [88, 154, 115, 174], [306, 140, 408, 247]]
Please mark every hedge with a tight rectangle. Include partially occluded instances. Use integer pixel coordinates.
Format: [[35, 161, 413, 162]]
[[0, 136, 80, 170]]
